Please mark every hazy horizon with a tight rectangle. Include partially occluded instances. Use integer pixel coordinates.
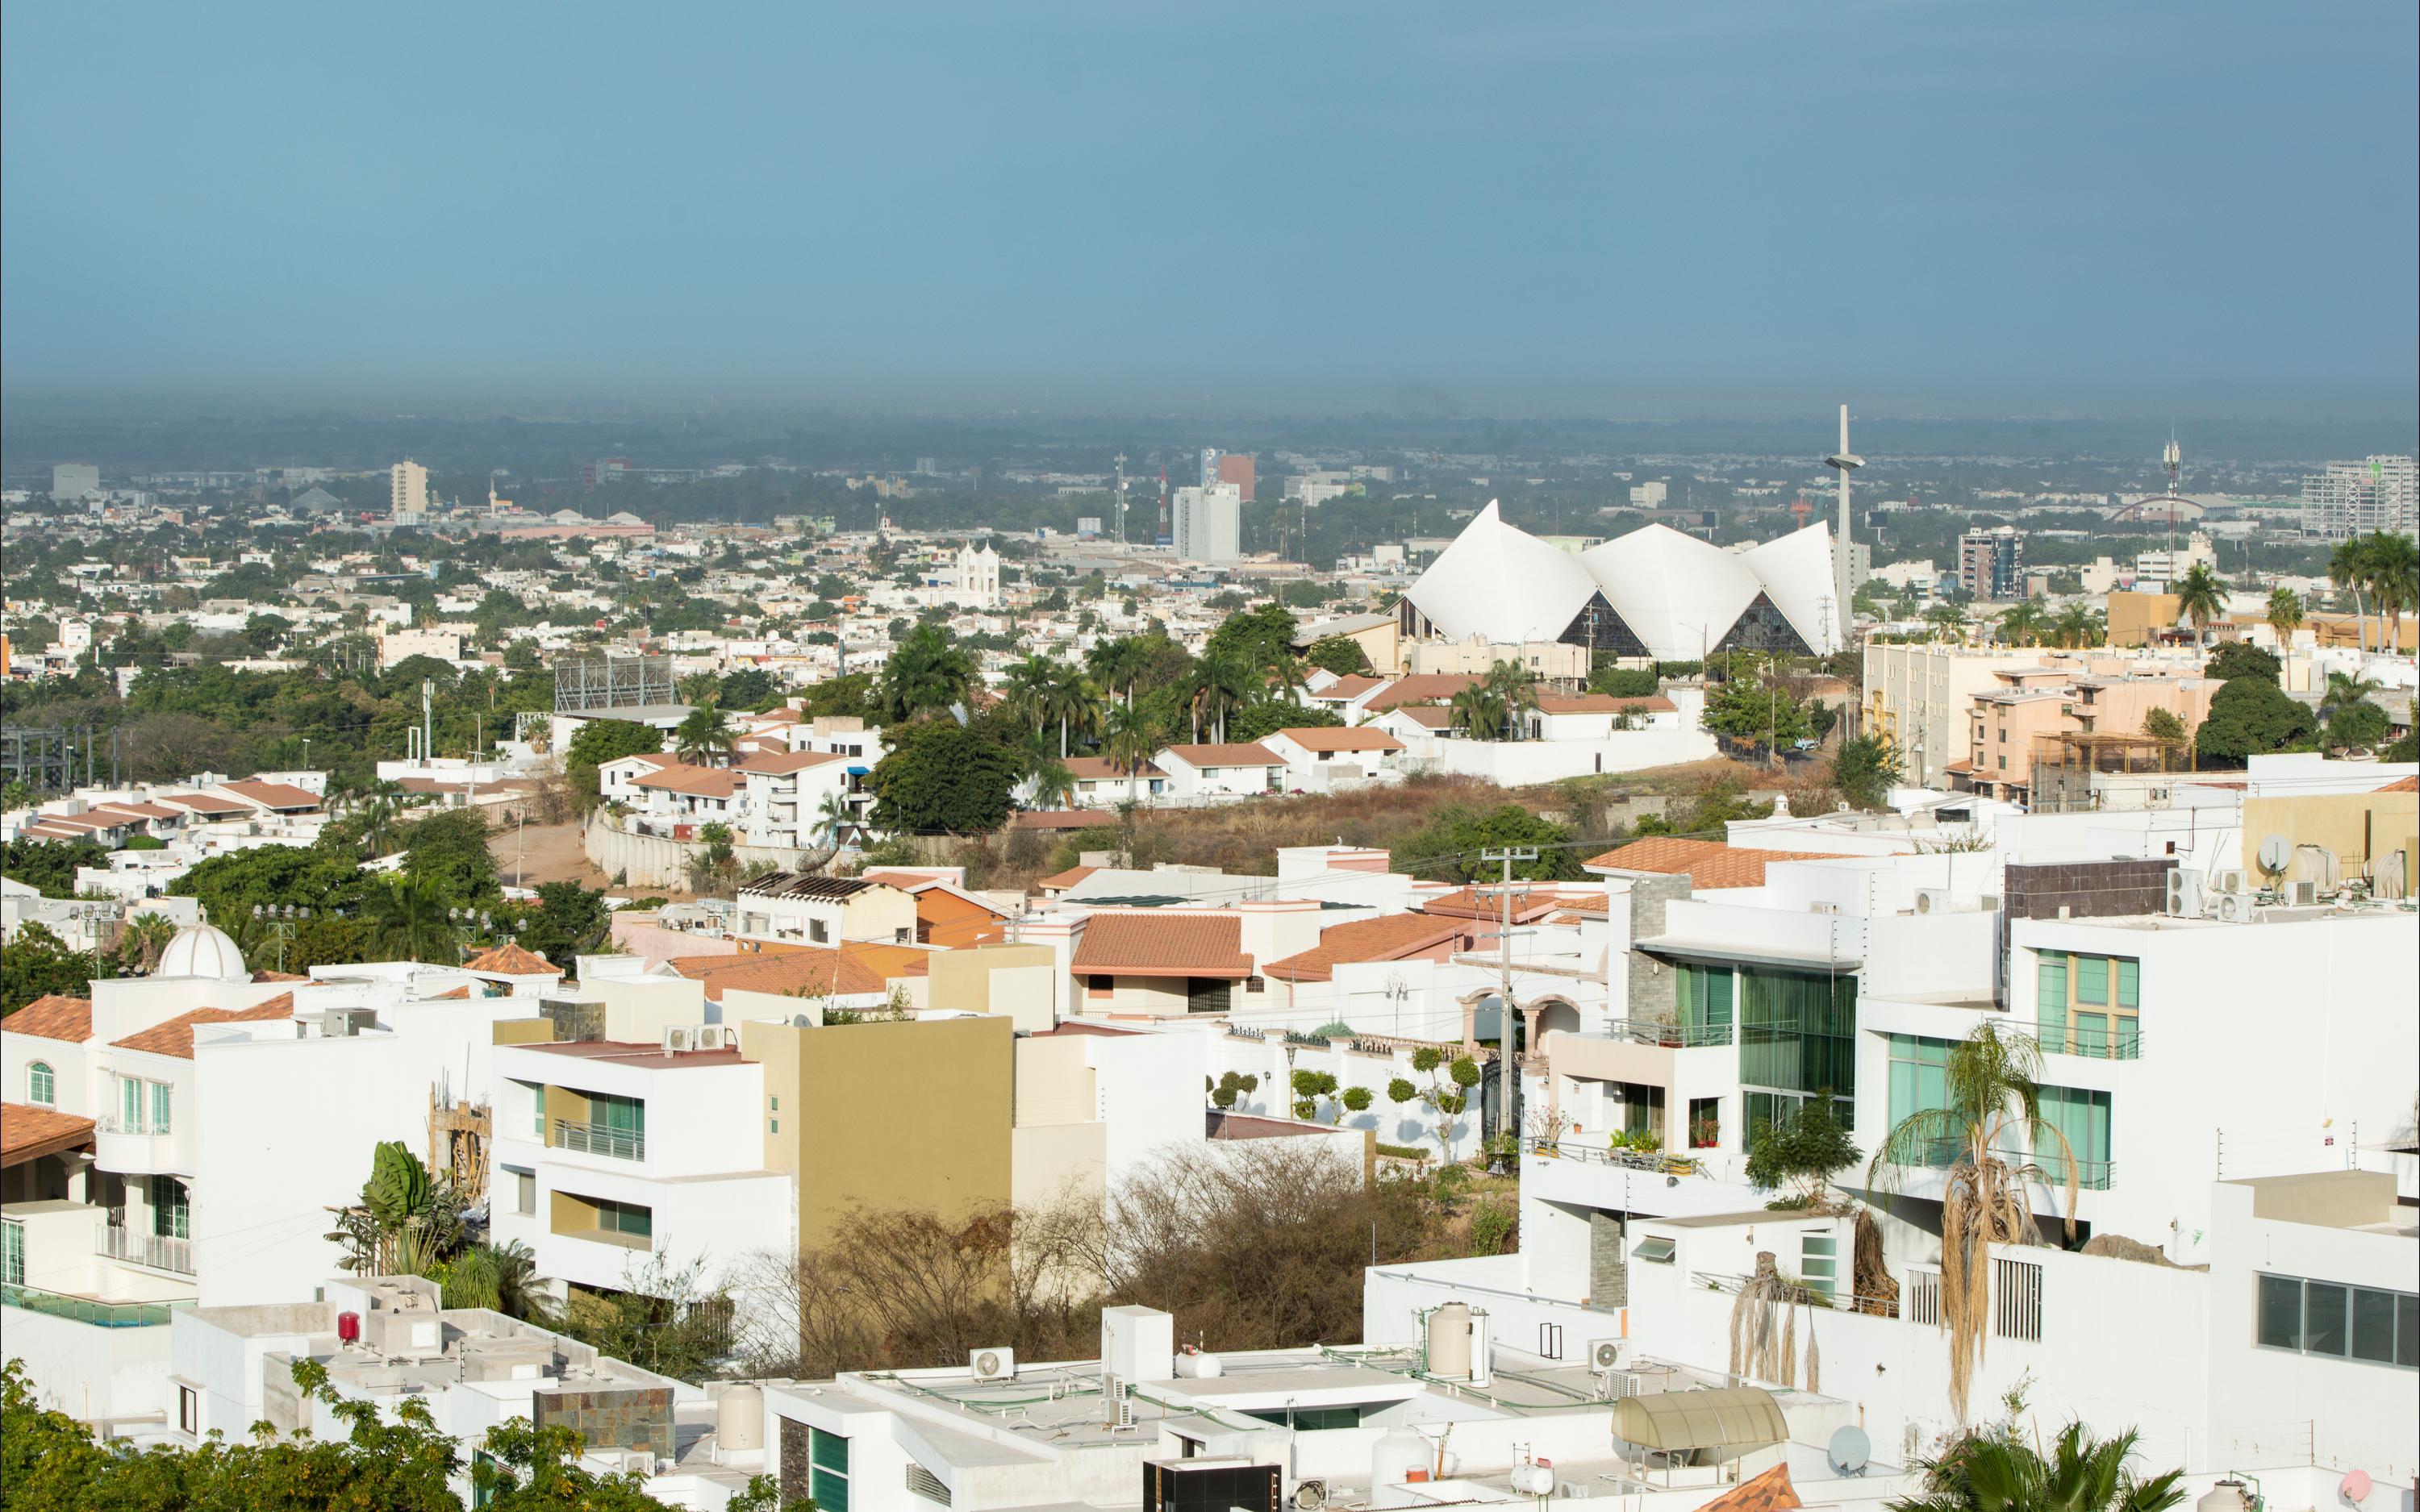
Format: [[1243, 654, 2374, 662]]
[[4, 3, 2414, 419]]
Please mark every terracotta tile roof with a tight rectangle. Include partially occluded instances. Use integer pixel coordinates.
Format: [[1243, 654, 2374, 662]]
[[1071, 913, 1254, 980], [1262, 913, 1466, 982], [157, 791, 252, 816], [1385, 706, 1454, 730], [465, 941, 562, 977], [220, 779, 323, 809], [250, 969, 310, 983], [429, 984, 474, 999], [110, 994, 296, 1059], [1553, 894, 1612, 918], [1064, 756, 1164, 780], [630, 762, 740, 798], [2377, 774, 2418, 793], [1361, 674, 1481, 712], [1271, 727, 1404, 753], [667, 941, 924, 1000], [1012, 809, 1112, 830], [1311, 675, 1385, 701], [1420, 888, 1566, 923], [1698, 1464, 1800, 1512], [1583, 836, 1849, 889], [1037, 865, 1097, 893], [91, 801, 182, 821], [1159, 743, 1283, 769], [735, 749, 846, 776], [3, 993, 94, 1043], [2, 1102, 97, 1168], [1533, 694, 1676, 714]]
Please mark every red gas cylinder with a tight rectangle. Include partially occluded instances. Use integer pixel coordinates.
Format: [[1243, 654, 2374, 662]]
[[336, 1311, 361, 1344]]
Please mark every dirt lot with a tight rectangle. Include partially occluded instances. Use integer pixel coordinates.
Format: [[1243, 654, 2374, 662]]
[[488, 820, 619, 893]]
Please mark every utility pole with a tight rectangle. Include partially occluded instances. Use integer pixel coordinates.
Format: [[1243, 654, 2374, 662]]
[[1824, 404, 1863, 656], [1481, 845, 1538, 1148], [422, 680, 435, 768]]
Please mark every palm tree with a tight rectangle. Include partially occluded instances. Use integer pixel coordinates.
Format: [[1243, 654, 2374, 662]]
[[815, 789, 854, 846], [2330, 535, 2374, 652], [2172, 563, 2228, 648], [2265, 586, 2303, 640], [117, 910, 179, 975], [1186, 649, 1254, 744], [442, 1239, 558, 1324], [1868, 1021, 2077, 1423], [1027, 757, 1077, 811], [878, 623, 976, 722], [1889, 1422, 2186, 1512], [1995, 601, 2047, 648], [2321, 669, 2381, 714], [1480, 659, 1542, 739], [1925, 602, 1969, 641], [361, 873, 460, 963], [1085, 636, 1151, 709], [1001, 655, 1059, 739], [1448, 685, 1506, 742], [2368, 531, 2418, 656], [1044, 665, 1103, 759], [1100, 704, 1160, 806], [673, 706, 734, 765], [2051, 603, 2103, 649]]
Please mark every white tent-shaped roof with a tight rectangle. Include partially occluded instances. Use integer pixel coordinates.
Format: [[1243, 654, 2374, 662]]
[[1736, 523, 1841, 654], [1582, 524, 1761, 662], [1404, 501, 1602, 644]]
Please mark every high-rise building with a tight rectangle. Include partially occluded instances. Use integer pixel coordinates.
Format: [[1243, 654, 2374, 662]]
[[50, 463, 99, 504], [1199, 448, 1222, 488], [1628, 480, 1667, 509], [1172, 482, 1241, 563], [1957, 526, 2024, 599], [390, 460, 430, 524], [1216, 452, 1256, 502], [2301, 456, 2416, 539]]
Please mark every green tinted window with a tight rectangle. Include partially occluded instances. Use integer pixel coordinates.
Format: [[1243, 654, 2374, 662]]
[[2075, 956, 2109, 1005], [2114, 958, 2139, 1007]]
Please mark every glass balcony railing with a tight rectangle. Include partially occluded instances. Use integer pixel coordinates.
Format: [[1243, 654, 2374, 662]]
[[1896, 1135, 2112, 1189], [554, 1118, 645, 1161], [1600, 1019, 1734, 1049], [2, 1281, 188, 1328], [2042, 1021, 2142, 1060]]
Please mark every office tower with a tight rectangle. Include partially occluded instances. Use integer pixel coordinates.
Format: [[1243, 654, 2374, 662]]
[[2301, 456, 2416, 539], [390, 460, 430, 524], [1172, 483, 1242, 563], [1958, 527, 2024, 598], [1216, 452, 1256, 502]]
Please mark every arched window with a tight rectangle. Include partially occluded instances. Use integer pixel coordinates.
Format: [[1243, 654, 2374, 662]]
[[27, 1062, 55, 1106]]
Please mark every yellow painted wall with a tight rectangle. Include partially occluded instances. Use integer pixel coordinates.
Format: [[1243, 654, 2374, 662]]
[[786, 1014, 1013, 1252], [2107, 591, 2183, 648], [840, 888, 920, 944], [929, 944, 1059, 1029], [492, 1018, 558, 1045], [1012, 1122, 1108, 1210], [2243, 791, 2420, 897], [597, 977, 707, 1042], [542, 1085, 592, 1143], [737, 1015, 803, 1174], [1012, 1034, 1095, 1128], [549, 1189, 599, 1235]]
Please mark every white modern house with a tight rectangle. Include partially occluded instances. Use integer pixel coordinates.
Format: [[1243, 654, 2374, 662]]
[[1154, 743, 1284, 800]]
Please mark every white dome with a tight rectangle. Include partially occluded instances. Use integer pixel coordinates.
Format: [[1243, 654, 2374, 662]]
[[158, 923, 248, 981]]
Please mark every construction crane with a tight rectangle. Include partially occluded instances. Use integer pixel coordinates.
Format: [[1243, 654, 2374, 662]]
[[1790, 493, 1814, 528]]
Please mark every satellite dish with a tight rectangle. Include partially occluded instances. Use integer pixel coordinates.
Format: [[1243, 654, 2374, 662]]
[[1828, 1426, 1871, 1477], [2256, 835, 2292, 876]]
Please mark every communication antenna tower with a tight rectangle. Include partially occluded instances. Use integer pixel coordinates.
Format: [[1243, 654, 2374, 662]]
[[1113, 452, 1129, 544]]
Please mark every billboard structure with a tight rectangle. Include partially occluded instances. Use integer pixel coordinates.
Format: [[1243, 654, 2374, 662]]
[[553, 655, 675, 714]]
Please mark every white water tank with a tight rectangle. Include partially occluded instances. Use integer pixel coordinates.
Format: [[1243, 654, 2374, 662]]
[[1175, 1352, 1224, 1378], [1510, 1464, 1555, 1497], [717, 1384, 765, 1456], [1467, 1310, 1492, 1388], [2197, 1484, 2253, 1512], [1369, 1428, 1433, 1509], [1425, 1303, 1471, 1378]]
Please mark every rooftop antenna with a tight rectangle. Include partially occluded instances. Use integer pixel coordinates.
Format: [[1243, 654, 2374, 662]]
[[1112, 452, 1129, 544], [1823, 404, 1862, 651]]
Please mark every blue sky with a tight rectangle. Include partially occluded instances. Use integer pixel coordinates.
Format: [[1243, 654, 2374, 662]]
[[3, 3, 2413, 415]]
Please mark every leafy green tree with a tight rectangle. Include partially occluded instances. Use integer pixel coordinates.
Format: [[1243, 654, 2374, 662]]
[[0, 838, 110, 898], [403, 809, 501, 908], [1291, 1068, 1341, 1121], [2201, 642, 2280, 684], [362, 873, 461, 964], [1210, 1070, 1260, 1110], [1392, 803, 1577, 884], [879, 623, 977, 723], [1304, 635, 1373, 676], [2140, 706, 2188, 746], [1700, 670, 1812, 754], [1588, 666, 1660, 698], [2324, 698, 2389, 754], [1204, 602, 1299, 681], [565, 719, 666, 803], [1830, 735, 1903, 811], [2, 923, 93, 1013], [511, 881, 611, 970], [867, 720, 1024, 833], [1226, 701, 1339, 744], [1888, 1422, 2185, 1512], [2193, 677, 2317, 767], [1742, 1099, 1860, 1209]]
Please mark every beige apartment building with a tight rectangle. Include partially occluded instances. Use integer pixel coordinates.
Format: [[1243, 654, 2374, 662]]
[[1957, 667, 2219, 802]]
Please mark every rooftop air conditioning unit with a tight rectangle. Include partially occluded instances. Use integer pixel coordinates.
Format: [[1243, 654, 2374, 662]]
[[661, 1026, 697, 1053], [2213, 869, 2249, 897], [970, 1347, 1016, 1382], [2291, 881, 2319, 907], [2213, 892, 2256, 924], [695, 1025, 731, 1051], [1294, 1481, 1328, 1511], [1589, 1339, 1625, 1370], [2163, 869, 2204, 917], [1913, 889, 1951, 915]]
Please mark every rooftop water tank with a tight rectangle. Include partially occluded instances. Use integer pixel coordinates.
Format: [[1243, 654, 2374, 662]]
[[717, 1383, 765, 1456], [1368, 1428, 1433, 1510], [1426, 1303, 1471, 1379]]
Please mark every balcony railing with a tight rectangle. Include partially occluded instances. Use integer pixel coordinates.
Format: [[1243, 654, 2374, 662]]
[[554, 1118, 645, 1161], [97, 1113, 173, 1137], [1599, 1019, 1734, 1050], [2, 1281, 188, 1329], [1522, 1137, 1705, 1177], [1896, 1136, 2112, 1189], [100, 1223, 194, 1275], [2042, 1023, 2142, 1060]]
